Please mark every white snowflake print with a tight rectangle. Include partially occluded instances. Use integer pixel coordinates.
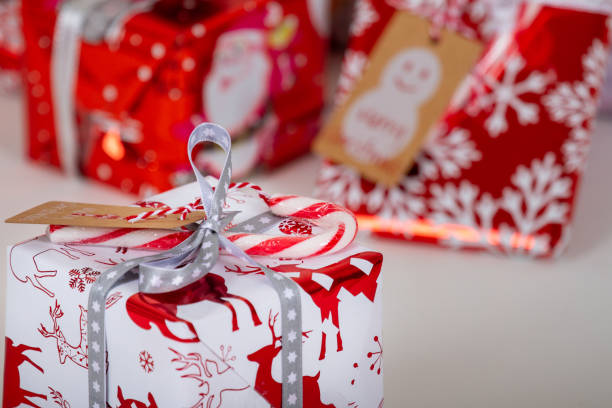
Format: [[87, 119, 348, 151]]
[[427, 153, 571, 257], [350, 0, 379, 37], [469, 0, 496, 40], [543, 81, 595, 128], [416, 125, 482, 180], [496, 153, 572, 256], [335, 50, 368, 106], [428, 180, 498, 248], [543, 39, 609, 173], [582, 39, 608, 89], [468, 54, 553, 137], [366, 176, 426, 235], [561, 126, 590, 173], [315, 162, 366, 210]]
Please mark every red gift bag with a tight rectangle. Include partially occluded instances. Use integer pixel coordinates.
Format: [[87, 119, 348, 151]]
[[316, 1, 611, 257], [22, 0, 328, 196]]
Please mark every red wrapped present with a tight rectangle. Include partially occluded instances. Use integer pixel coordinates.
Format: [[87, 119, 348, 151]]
[[316, 1, 611, 257], [22, 0, 328, 196]]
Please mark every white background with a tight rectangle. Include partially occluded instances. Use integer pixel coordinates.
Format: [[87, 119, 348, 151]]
[[1, 90, 612, 406]]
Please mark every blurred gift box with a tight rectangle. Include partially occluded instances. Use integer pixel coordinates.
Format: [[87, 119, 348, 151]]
[[314, 0, 611, 257], [22, 0, 329, 196]]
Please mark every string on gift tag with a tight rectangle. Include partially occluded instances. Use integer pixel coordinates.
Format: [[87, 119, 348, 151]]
[[126, 198, 206, 223]]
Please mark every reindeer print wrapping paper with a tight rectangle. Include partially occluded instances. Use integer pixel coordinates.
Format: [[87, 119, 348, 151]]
[[316, 1, 611, 257], [3, 189, 383, 408]]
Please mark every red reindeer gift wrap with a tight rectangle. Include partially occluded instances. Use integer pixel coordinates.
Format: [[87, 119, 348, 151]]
[[3, 181, 383, 407], [21, 0, 328, 196], [316, 1, 611, 257]]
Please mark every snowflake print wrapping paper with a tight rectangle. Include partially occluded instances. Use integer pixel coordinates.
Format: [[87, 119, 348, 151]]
[[21, 0, 328, 196], [3, 182, 383, 408], [316, 1, 611, 258]]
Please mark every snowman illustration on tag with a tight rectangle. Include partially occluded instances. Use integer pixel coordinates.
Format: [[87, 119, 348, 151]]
[[203, 29, 272, 135], [342, 48, 441, 164]]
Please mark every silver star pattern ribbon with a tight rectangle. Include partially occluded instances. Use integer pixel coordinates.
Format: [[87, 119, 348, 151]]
[[87, 123, 303, 408]]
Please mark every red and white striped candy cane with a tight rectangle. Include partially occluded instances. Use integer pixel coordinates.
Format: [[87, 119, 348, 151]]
[[48, 188, 358, 258], [228, 195, 358, 259]]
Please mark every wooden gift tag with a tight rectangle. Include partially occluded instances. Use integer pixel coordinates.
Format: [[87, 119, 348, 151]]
[[5, 201, 207, 229], [314, 11, 483, 186]]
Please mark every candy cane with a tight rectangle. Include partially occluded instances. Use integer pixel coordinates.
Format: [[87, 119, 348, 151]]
[[48, 188, 357, 258], [228, 195, 358, 259]]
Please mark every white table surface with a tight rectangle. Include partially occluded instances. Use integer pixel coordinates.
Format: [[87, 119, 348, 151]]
[[1, 92, 612, 407]]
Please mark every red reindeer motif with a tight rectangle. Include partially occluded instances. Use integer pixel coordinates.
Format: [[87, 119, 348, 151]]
[[168, 346, 249, 408], [3, 337, 47, 408], [126, 294, 200, 344], [108, 386, 158, 408], [126, 273, 262, 343], [247, 312, 335, 408], [227, 252, 382, 359], [274, 251, 382, 359], [38, 301, 88, 368], [9, 238, 95, 297]]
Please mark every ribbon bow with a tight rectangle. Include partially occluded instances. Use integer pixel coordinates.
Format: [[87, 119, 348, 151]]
[[88, 123, 304, 408]]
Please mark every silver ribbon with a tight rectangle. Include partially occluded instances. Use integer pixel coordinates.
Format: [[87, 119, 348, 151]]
[[87, 123, 304, 408], [51, 0, 158, 175], [51, 0, 93, 175]]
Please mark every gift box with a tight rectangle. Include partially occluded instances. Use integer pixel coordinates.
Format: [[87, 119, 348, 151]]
[[315, 1, 611, 257], [21, 0, 328, 196], [3, 127, 383, 407]]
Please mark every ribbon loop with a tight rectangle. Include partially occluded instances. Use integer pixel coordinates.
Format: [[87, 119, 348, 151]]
[[187, 123, 233, 218]]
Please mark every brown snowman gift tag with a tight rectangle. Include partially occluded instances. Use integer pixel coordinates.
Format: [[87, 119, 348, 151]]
[[314, 11, 483, 186]]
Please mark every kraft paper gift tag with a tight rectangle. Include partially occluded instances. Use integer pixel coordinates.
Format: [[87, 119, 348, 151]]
[[6, 201, 206, 229], [314, 11, 483, 186]]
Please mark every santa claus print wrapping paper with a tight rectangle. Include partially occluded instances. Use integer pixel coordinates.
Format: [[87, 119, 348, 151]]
[[22, 0, 328, 196], [316, 1, 611, 257], [3, 182, 384, 408]]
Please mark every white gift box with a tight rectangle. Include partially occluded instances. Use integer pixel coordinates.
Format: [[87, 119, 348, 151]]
[[3, 183, 384, 408]]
